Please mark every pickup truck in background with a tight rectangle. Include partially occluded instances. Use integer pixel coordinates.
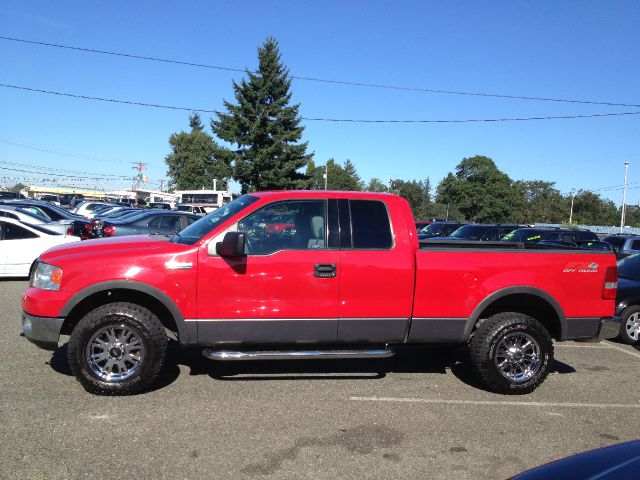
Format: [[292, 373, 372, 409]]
[[21, 191, 619, 396]]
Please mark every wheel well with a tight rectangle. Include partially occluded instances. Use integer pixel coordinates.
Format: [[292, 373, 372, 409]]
[[60, 289, 178, 337], [474, 293, 561, 340]]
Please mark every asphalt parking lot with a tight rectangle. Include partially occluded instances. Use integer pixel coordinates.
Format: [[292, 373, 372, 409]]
[[1, 280, 639, 480]]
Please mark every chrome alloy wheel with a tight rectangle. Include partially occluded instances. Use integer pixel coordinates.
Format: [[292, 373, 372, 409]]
[[86, 324, 144, 381], [626, 312, 640, 341], [495, 332, 541, 382]]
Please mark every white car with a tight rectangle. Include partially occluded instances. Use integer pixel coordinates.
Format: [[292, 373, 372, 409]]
[[0, 218, 80, 277], [0, 205, 73, 235], [73, 201, 114, 218]]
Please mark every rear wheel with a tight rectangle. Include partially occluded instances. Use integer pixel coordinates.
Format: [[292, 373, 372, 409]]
[[618, 306, 640, 345], [68, 302, 167, 395], [470, 312, 553, 394]]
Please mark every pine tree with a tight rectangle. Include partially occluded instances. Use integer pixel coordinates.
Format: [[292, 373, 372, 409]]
[[165, 113, 232, 191], [212, 37, 313, 193]]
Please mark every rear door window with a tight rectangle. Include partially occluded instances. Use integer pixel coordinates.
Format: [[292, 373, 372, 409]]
[[3, 223, 38, 240], [630, 240, 640, 250], [349, 200, 392, 249]]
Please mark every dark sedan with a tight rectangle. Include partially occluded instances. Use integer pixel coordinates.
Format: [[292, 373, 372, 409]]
[[613, 253, 640, 345], [102, 211, 200, 237], [510, 440, 640, 479], [417, 221, 466, 240], [433, 223, 521, 242]]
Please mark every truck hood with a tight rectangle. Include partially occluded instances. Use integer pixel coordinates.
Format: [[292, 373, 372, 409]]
[[39, 235, 189, 264]]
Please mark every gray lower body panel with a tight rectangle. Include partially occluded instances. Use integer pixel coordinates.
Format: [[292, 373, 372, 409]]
[[338, 318, 407, 344], [21, 311, 63, 350], [562, 317, 603, 340], [195, 318, 338, 345], [407, 318, 468, 343]]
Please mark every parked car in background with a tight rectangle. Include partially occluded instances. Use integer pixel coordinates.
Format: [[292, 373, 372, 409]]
[[0, 205, 83, 236], [414, 220, 431, 232], [0, 191, 26, 199], [176, 204, 207, 215], [417, 221, 466, 239], [501, 227, 599, 244], [101, 211, 200, 237], [147, 202, 172, 210], [0, 200, 95, 238], [59, 194, 84, 208], [37, 194, 61, 206], [73, 201, 114, 218], [613, 253, 640, 345], [510, 440, 640, 479], [432, 223, 522, 242], [0, 217, 80, 277], [602, 234, 640, 259]]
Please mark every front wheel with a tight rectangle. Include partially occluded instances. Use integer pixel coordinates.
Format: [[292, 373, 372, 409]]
[[470, 312, 553, 395], [618, 306, 640, 345], [68, 302, 167, 395]]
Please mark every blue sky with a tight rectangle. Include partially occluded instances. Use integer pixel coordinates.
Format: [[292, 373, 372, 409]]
[[1, 1, 639, 205]]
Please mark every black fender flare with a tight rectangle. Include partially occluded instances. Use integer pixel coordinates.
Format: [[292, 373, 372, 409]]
[[462, 286, 567, 341], [59, 280, 196, 345]]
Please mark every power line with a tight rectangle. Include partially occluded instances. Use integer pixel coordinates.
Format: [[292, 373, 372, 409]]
[[0, 138, 132, 165], [0, 165, 128, 180], [2, 35, 639, 108], [0, 159, 131, 179], [3, 82, 640, 124]]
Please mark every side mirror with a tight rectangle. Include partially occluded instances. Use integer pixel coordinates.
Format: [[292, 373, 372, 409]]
[[216, 232, 246, 257]]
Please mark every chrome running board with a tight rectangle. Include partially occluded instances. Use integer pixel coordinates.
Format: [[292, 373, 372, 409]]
[[202, 348, 395, 361]]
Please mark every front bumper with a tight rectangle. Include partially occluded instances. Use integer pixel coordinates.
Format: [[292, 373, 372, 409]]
[[21, 311, 64, 350]]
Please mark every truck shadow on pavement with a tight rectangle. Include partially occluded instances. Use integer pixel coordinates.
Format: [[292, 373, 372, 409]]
[[49, 342, 577, 394]]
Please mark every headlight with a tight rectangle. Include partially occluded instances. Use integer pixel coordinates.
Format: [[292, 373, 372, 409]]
[[31, 262, 63, 291]]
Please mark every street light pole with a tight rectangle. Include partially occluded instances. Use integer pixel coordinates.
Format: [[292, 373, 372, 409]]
[[621, 162, 630, 233], [569, 188, 576, 225], [323, 164, 328, 190]]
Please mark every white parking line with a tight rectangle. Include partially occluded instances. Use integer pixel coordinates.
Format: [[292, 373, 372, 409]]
[[603, 341, 640, 360], [554, 343, 611, 348], [349, 396, 640, 409]]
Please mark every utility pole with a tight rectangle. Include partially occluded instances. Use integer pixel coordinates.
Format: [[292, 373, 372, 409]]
[[213, 178, 217, 191], [159, 180, 164, 192], [323, 164, 328, 190], [569, 188, 576, 225], [621, 162, 630, 233]]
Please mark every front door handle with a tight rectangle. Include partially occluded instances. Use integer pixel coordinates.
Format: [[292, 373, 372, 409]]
[[314, 263, 336, 278]]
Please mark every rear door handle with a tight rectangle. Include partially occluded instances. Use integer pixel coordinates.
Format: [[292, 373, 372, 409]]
[[314, 263, 336, 278]]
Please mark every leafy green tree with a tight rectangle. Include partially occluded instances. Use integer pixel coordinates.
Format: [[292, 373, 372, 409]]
[[391, 179, 430, 218], [514, 180, 568, 224], [212, 37, 312, 193], [367, 178, 388, 192], [306, 159, 363, 190], [623, 205, 640, 227], [571, 190, 618, 225], [165, 113, 231, 191], [436, 156, 520, 222]]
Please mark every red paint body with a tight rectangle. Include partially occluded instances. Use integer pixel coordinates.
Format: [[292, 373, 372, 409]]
[[23, 191, 616, 344]]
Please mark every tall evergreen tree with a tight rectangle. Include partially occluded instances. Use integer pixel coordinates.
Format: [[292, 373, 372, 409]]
[[165, 113, 231, 191], [212, 37, 312, 193]]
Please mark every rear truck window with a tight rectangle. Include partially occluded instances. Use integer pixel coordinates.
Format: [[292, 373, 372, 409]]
[[349, 200, 392, 249]]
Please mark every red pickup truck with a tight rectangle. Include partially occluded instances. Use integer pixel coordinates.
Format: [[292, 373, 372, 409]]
[[21, 191, 619, 395]]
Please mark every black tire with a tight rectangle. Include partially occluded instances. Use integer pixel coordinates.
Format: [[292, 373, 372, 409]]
[[68, 302, 167, 395], [618, 305, 640, 345], [470, 312, 553, 395]]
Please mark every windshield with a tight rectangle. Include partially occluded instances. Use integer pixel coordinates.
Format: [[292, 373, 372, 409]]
[[171, 194, 259, 245], [422, 223, 442, 235], [450, 225, 489, 240], [618, 254, 640, 280]]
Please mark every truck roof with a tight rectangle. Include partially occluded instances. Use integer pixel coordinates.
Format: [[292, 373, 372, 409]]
[[249, 190, 395, 201]]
